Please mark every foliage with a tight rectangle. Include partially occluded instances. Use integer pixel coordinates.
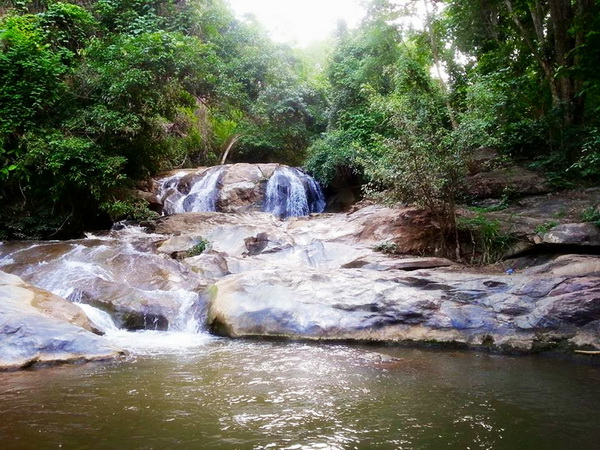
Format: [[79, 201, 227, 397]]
[[0, 0, 328, 238], [2, 0, 600, 241], [457, 214, 514, 265], [187, 238, 210, 257], [534, 221, 559, 235], [0, 14, 67, 156], [581, 206, 600, 226], [100, 198, 158, 222], [568, 127, 600, 182], [373, 241, 399, 255]]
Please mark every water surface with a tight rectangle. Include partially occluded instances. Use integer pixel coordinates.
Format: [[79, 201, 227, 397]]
[[1, 338, 599, 449]]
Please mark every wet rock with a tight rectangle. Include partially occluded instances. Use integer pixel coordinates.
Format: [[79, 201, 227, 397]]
[[542, 223, 600, 247], [0, 271, 123, 370], [208, 268, 600, 353], [1, 237, 207, 332], [153, 164, 280, 214], [244, 232, 269, 255], [217, 163, 277, 213], [185, 251, 230, 282]]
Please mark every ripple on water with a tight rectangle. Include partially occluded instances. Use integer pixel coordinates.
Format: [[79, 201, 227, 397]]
[[0, 341, 599, 449]]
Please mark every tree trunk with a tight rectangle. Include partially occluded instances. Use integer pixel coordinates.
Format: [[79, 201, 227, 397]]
[[219, 135, 241, 165]]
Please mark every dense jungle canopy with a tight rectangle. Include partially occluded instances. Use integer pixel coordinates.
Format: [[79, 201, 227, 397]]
[[1, 0, 599, 239]]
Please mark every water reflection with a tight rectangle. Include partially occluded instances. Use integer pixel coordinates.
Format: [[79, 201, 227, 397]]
[[1, 341, 599, 449]]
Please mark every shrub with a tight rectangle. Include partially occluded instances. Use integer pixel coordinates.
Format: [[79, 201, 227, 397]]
[[458, 214, 514, 265], [187, 238, 210, 257]]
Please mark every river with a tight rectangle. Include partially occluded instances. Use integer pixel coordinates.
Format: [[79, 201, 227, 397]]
[[1, 334, 599, 449]]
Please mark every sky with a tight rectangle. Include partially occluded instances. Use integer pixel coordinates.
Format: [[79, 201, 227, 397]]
[[227, 0, 366, 47]]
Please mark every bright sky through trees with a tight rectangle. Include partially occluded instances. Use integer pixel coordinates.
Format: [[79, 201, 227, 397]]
[[228, 0, 365, 47]]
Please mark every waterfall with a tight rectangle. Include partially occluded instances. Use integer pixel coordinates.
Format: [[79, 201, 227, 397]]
[[263, 167, 326, 219], [158, 166, 226, 215], [75, 303, 211, 353], [76, 303, 119, 334], [155, 164, 326, 218]]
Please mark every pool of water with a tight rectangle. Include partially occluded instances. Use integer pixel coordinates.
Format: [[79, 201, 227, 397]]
[[1, 336, 599, 449]]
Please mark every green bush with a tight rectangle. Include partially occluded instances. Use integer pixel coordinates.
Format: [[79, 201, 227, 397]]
[[374, 241, 399, 255], [458, 214, 514, 265], [581, 206, 600, 226], [187, 238, 210, 257]]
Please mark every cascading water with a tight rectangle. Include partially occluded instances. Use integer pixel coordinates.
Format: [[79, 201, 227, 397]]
[[158, 166, 226, 215], [0, 225, 210, 352], [263, 166, 326, 219], [77, 303, 119, 333]]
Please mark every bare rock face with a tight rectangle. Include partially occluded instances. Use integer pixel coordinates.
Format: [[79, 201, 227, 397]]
[[524, 254, 600, 277], [479, 188, 600, 257], [207, 263, 600, 353], [0, 271, 123, 370], [352, 206, 439, 254], [542, 223, 600, 247], [153, 205, 442, 259], [465, 166, 549, 199], [217, 163, 277, 213]]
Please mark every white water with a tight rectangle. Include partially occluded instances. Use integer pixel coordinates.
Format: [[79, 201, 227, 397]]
[[77, 303, 119, 333], [156, 165, 325, 218], [0, 227, 210, 355], [263, 166, 326, 219], [158, 166, 226, 214], [76, 302, 212, 354]]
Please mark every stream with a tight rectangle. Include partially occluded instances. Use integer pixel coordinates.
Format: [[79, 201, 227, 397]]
[[1, 337, 599, 449], [1, 166, 600, 448]]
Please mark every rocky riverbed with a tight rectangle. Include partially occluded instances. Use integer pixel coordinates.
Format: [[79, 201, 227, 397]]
[[1, 163, 599, 370], [2, 205, 599, 370]]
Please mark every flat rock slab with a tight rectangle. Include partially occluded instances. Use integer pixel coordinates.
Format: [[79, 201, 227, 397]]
[[208, 267, 600, 353], [0, 271, 123, 370]]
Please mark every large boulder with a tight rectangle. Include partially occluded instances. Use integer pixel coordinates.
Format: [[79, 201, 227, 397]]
[[542, 223, 600, 247], [217, 163, 277, 212], [207, 262, 600, 353], [0, 271, 123, 370], [465, 166, 549, 199]]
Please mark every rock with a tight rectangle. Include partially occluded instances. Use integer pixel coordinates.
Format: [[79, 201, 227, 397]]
[[479, 188, 600, 256], [185, 251, 230, 282], [157, 235, 207, 256], [153, 163, 281, 214], [207, 268, 600, 352], [151, 206, 445, 274], [352, 206, 440, 254], [217, 163, 277, 213], [467, 147, 501, 175], [523, 254, 600, 277], [0, 271, 123, 370], [465, 166, 549, 199], [244, 232, 269, 255], [0, 271, 92, 330], [1, 236, 208, 331], [342, 256, 455, 271], [134, 189, 162, 213], [542, 223, 600, 247]]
